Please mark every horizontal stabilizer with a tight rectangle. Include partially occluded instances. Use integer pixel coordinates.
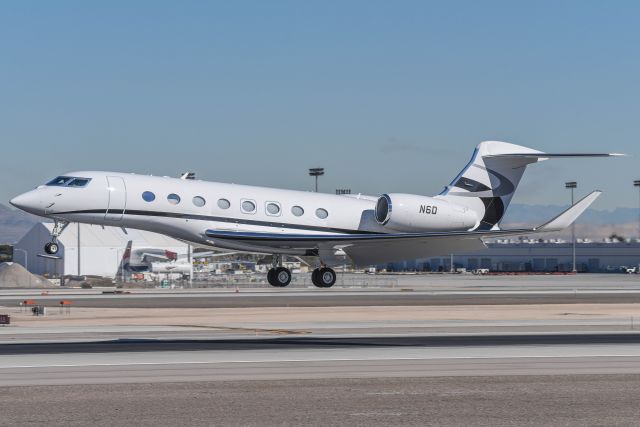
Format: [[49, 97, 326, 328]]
[[485, 153, 624, 159], [535, 191, 602, 232]]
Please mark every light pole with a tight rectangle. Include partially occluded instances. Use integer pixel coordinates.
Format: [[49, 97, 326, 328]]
[[634, 180, 640, 240], [309, 168, 324, 192], [77, 222, 81, 276], [565, 181, 577, 272]]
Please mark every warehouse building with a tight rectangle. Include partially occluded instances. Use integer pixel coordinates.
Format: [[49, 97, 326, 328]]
[[386, 238, 640, 272]]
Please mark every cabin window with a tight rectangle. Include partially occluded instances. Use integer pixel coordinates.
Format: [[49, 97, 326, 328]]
[[315, 208, 328, 219], [291, 206, 304, 217], [266, 202, 281, 216], [241, 199, 256, 214], [217, 198, 231, 209], [142, 191, 156, 202], [167, 193, 181, 205], [192, 196, 206, 207]]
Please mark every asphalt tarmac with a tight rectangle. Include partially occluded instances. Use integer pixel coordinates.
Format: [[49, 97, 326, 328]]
[[2, 273, 639, 308], [2, 275, 640, 425], [3, 334, 640, 426]]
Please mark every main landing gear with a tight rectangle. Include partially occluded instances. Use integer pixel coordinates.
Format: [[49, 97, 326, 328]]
[[267, 255, 292, 287], [311, 267, 336, 288], [265, 255, 337, 288], [44, 220, 69, 255]]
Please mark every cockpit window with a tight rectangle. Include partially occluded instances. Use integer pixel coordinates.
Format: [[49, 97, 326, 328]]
[[46, 176, 74, 186], [45, 176, 92, 188], [68, 178, 90, 187]]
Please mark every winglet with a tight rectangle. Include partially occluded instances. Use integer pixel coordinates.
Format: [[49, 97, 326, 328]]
[[535, 191, 602, 232]]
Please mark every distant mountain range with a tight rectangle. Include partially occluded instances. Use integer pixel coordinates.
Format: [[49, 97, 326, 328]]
[[0, 203, 637, 244]]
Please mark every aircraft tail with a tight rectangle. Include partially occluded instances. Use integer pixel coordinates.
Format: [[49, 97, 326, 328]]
[[437, 141, 619, 231], [116, 240, 133, 278]]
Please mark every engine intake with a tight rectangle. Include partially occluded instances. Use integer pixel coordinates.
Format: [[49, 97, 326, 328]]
[[374, 194, 392, 225]]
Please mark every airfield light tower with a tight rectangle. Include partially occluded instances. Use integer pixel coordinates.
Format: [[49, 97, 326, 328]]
[[309, 168, 324, 192], [565, 181, 577, 273], [634, 180, 640, 239]]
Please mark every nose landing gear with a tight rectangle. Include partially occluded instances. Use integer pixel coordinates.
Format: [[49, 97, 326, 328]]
[[44, 242, 59, 255], [44, 220, 69, 255]]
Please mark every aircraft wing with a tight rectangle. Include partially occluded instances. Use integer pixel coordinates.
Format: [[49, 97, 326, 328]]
[[206, 191, 600, 266]]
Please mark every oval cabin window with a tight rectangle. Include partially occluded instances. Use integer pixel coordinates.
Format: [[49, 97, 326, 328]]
[[315, 208, 328, 219], [217, 199, 231, 209]]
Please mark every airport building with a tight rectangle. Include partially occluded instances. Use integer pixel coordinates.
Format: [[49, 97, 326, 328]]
[[9, 223, 640, 278], [12, 222, 188, 278], [386, 238, 640, 273]]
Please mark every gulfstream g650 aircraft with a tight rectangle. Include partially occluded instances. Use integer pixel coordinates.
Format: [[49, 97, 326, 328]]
[[10, 141, 618, 288]]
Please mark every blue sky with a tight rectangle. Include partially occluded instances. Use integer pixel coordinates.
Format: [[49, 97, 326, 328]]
[[1, 1, 638, 208]]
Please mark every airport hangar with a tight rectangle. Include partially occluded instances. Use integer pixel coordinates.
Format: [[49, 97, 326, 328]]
[[12, 222, 188, 278], [391, 238, 640, 273], [7, 222, 640, 278]]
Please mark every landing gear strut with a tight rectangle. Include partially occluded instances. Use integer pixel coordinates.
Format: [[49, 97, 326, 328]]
[[44, 220, 69, 255], [267, 255, 292, 287], [311, 267, 336, 288]]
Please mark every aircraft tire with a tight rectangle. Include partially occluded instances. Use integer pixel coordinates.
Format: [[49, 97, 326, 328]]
[[267, 268, 277, 286], [273, 267, 291, 287], [44, 242, 59, 255], [312, 267, 336, 288], [311, 268, 320, 287], [318, 267, 336, 288]]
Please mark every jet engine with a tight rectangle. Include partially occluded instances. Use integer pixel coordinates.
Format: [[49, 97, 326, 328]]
[[374, 193, 478, 232]]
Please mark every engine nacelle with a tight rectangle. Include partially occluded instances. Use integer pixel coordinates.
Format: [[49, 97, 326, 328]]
[[374, 193, 478, 232]]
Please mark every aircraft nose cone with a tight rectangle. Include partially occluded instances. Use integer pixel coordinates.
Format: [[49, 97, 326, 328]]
[[9, 191, 42, 215], [10, 193, 28, 209]]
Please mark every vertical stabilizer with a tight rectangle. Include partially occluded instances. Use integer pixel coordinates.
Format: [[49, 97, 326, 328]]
[[436, 141, 543, 230], [116, 240, 133, 279]]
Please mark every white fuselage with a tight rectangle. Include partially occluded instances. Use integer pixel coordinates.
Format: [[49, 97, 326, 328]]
[[10, 171, 476, 256]]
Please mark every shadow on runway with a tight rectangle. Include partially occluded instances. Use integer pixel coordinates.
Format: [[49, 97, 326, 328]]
[[3, 333, 640, 355]]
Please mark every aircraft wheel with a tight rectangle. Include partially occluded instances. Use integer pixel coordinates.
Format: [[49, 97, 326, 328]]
[[267, 268, 276, 286], [312, 267, 336, 288], [311, 268, 320, 286], [274, 267, 291, 287], [319, 267, 336, 288], [268, 267, 291, 287], [44, 242, 59, 255]]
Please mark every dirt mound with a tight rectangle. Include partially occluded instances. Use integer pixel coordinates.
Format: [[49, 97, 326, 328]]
[[0, 262, 54, 288]]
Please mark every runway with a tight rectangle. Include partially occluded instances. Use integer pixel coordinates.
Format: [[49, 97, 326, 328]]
[[2, 275, 640, 425], [3, 333, 640, 386], [2, 333, 640, 426], [2, 273, 639, 308]]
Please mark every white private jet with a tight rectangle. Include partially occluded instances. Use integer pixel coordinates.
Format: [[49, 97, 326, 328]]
[[10, 141, 619, 288]]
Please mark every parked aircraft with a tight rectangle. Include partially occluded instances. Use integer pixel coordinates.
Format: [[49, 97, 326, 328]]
[[10, 141, 620, 288], [116, 240, 235, 277]]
